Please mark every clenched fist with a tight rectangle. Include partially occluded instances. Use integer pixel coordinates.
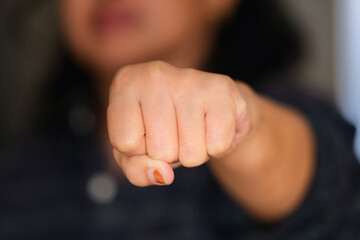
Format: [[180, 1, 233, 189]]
[[107, 61, 251, 187]]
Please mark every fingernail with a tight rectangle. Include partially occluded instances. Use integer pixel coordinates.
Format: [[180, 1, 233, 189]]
[[147, 168, 166, 185]]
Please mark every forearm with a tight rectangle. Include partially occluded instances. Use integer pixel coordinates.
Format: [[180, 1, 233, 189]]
[[208, 82, 316, 222]]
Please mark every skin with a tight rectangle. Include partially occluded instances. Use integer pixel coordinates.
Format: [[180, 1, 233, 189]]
[[59, 0, 315, 222]]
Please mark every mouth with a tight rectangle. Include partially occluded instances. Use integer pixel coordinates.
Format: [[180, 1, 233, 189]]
[[92, 7, 139, 35]]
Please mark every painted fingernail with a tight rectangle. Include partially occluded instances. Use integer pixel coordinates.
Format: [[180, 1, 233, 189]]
[[147, 168, 166, 185]]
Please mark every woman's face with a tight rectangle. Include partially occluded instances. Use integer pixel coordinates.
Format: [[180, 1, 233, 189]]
[[59, 0, 237, 76]]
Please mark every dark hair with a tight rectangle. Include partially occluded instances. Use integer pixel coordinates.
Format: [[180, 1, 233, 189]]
[[209, 0, 302, 83]]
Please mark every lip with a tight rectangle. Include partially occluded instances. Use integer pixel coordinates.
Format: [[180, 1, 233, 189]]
[[92, 8, 138, 35]]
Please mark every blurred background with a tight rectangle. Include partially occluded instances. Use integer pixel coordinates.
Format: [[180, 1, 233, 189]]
[[0, 0, 358, 158]]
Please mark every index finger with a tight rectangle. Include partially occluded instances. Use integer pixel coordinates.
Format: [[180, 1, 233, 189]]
[[107, 89, 146, 156]]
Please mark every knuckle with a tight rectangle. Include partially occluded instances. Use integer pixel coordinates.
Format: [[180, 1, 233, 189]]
[[110, 66, 134, 97], [220, 75, 234, 88], [145, 60, 174, 86], [119, 138, 139, 153], [181, 68, 200, 87], [148, 60, 168, 78], [207, 140, 233, 158], [182, 67, 198, 79], [211, 75, 234, 95], [179, 150, 208, 168], [111, 136, 139, 155], [150, 60, 168, 70], [148, 149, 178, 163], [115, 65, 132, 81], [113, 66, 131, 85]]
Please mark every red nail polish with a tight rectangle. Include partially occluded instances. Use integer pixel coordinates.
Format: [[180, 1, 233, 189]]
[[147, 168, 166, 185], [153, 169, 165, 184]]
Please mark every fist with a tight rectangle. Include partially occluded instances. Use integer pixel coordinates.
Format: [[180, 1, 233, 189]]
[[107, 61, 251, 186]]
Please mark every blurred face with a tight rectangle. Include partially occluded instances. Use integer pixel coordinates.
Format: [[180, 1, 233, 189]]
[[59, 0, 237, 77]]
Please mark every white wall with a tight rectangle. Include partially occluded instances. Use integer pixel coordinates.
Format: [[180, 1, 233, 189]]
[[335, 0, 360, 160]]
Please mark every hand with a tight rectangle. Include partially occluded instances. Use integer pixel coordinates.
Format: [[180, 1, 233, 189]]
[[107, 61, 251, 186]]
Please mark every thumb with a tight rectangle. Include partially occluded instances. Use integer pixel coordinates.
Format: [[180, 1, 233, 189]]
[[114, 149, 175, 187]]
